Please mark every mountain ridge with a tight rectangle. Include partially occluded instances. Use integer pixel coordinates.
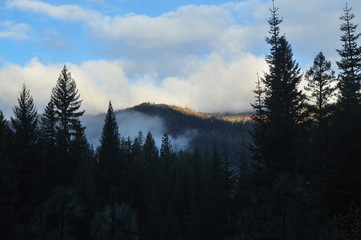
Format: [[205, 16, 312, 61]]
[[83, 102, 253, 165], [124, 102, 253, 122]]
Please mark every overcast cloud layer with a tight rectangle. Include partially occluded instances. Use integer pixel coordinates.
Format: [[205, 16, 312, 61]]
[[1, 0, 360, 117]]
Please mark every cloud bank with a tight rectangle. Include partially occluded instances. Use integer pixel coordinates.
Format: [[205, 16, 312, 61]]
[[0, 55, 266, 117]]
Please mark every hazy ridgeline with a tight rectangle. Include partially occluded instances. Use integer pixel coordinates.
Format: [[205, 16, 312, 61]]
[[1, 3, 361, 240]]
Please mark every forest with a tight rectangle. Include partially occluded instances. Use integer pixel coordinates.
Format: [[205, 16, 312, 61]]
[[0, 3, 361, 240]]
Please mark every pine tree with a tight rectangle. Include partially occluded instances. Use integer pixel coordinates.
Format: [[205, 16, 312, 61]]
[[243, 4, 335, 239], [143, 131, 159, 175], [160, 134, 173, 165], [98, 101, 120, 161], [336, 4, 361, 107], [327, 4, 361, 213], [11, 84, 44, 238], [50, 66, 85, 187], [0, 111, 19, 240], [304, 52, 336, 188], [251, 3, 306, 179], [97, 101, 121, 204], [52, 65, 85, 153], [11, 84, 39, 158], [97, 101, 121, 177], [305, 52, 337, 121]]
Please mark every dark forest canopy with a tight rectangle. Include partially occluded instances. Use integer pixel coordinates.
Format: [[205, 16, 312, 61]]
[[0, 3, 361, 240]]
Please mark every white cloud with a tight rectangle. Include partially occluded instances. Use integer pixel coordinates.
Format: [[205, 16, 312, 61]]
[[8, 0, 360, 76], [0, 55, 266, 117], [7, 0, 101, 22], [0, 21, 29, 40], [6, 0, 243, 78], [7, 0, 230, 47]]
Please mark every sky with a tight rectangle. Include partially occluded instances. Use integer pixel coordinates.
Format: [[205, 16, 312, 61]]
[[1, 0, 361, 117]]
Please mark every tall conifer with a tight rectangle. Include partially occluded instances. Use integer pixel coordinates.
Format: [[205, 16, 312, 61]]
[[243, 3, 335, 238], [327, 4, 361, 213], [97, 101, 121, 203], [251, 3, 305, 178], [11, 84, 43, 237], [11, 84, 38, 157], [98, 101, 121, 172], [52, 66, 84, 152], [336, 4, 361, 106], [304, 52, 336, 187]]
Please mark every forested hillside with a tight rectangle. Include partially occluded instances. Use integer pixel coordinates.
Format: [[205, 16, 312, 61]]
[[0, 3, 361, 240], [82, 102, 253, 166], [124, 103, 252, 163]]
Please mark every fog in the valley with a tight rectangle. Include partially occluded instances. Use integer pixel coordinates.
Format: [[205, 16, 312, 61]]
[[82, 110, 198, 151]]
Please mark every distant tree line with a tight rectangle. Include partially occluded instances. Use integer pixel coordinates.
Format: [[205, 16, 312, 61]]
[[0, 3, 360, 240]]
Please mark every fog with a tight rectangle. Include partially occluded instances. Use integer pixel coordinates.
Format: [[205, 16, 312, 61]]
[[82, 110, 198, 152]]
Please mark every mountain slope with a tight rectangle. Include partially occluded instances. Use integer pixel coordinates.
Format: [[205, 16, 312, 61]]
[[125, 102, 253, 164], [83, 102, 253, 165]]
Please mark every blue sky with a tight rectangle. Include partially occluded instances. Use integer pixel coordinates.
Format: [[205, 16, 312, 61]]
[[1, 0, 360, 116]]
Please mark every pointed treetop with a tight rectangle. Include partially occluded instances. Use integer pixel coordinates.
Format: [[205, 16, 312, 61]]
[[108, 101, 113, 110], [271, 0, 278, 13]]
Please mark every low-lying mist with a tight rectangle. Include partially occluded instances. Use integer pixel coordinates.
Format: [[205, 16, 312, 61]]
[[82, 110, 198, 152]]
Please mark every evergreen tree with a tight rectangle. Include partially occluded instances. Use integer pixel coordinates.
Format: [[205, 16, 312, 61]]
[[243, 4, 335, 239], [327, 4, 361, 213], [160, 134, 175, 217], [304, 52, 336, 188], [336, 4, 361, 106], [251, 3, 306, 179], [0, 111, 19, 239], [141, 132, 163, 240], [160, 134, 173, 165], [98, 101, 121, 168], [52, 65, 85, 153], [97, 101, 121, 204], [50, 66, 85, 186], [11, 84, 44, 239], [305, 52, 337, 121], [11, 84, 38, 158], [143, 131, 159, 165]]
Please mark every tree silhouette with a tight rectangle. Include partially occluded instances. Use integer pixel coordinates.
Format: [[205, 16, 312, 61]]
[[51, 66, 85, 186], [336, 4, 361, 107], [251, 3, 305, 178], [97, 101, 121, 204], [327, 4, 361, 214], [11, 84, 38, 158], [304, 52, 337, 189], [52, 66, 84, 153]]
